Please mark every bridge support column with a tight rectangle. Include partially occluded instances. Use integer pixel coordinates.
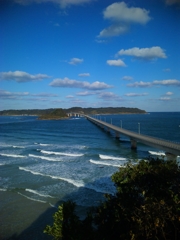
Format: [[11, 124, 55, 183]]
[[131, 139, 137, 150], [165, 152, 177, 161], [115, 132, 120, 139]]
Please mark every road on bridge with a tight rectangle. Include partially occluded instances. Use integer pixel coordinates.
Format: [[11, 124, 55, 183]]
[[85, 115, 180, 157]]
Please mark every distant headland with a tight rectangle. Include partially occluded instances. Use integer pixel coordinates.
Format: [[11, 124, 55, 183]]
[[0, 107, 146, 120]]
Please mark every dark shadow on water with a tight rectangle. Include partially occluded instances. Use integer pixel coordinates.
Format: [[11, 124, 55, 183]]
[[2, 178, 110, 240]]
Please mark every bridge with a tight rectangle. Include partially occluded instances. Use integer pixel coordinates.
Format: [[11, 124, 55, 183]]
[[85, 115, 180, 160]]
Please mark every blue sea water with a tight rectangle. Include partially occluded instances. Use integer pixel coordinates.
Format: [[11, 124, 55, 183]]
[[0, 112, 180, 239]]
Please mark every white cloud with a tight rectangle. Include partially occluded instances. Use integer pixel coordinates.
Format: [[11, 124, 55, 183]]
[[163, 68, 171, 72], [98, 24, 129, 37], [0, 89, 29, 99], [165, 91, 173, 95], [103, 2, 151, 24], [128, 79, 180, 88], [68, 58, 84, 65], [0, 71, 50, 83], [76, 91, 96, 96], [159, 97, 171, 101], [127, 81, 152, 88], [125, 92, 148, 97], [78, 73, 90, 77], [165, 0, 180, 5], [122, 76, 133, 81], [14, 0, 93, 8], [98, 92, 122, 101], [98, 2, 151, 38], [118, 46, 167, 61], [66, 95, 74, 98], [49, 77, 113, 90], [107, 59, 126, 67], [153, 79, 180, 86]]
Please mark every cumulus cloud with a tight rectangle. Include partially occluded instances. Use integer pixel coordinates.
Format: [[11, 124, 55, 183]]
[[68, 58, 84, 65], [125, 92, 148, 97], [98, 2, 151, 38], [0, 89, 29, 99], [153, 79, 180, 86], [118, 46, 167, 61], [122, 76, 133, 81], [0, 71, 50, 83], [49, 77, 113, 90], [128, 79, 180, 88], [107, 59, 126, 67], [165, 91, 173, 95], [78, 73, 90, 77], [76, 91, 97, 96], [127, 81, 152, 88], [99, 24, 129, 37], [14, 0, 93, 8], [98, 92, 122, 101]]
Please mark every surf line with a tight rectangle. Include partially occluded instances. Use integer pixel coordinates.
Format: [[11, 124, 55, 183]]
[[19, 167, 84, 188]]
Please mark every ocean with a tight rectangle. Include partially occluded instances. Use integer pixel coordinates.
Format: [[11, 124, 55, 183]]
[[0, 112, 180, 239]]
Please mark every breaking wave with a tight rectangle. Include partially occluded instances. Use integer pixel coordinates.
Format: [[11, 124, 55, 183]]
[[29, 154, 62, 162], [19, 167, 84, 187]]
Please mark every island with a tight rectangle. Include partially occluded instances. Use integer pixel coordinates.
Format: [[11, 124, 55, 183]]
[[0, 107, 146, 120]]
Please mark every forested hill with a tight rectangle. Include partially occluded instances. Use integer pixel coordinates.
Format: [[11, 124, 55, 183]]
[[0, 107, 146, 117]]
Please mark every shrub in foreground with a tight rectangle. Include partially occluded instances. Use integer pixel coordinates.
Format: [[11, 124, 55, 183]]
[[44, 159, 180, 240]]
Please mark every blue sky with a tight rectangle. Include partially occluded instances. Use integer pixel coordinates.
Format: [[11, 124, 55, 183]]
[[1, 0, 180, 112]]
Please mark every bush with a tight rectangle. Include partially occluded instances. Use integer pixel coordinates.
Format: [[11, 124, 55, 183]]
[[44, 159, 180, 240]]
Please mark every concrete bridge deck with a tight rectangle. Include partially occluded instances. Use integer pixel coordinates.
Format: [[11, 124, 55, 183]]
[[85, 115, 180, 159]]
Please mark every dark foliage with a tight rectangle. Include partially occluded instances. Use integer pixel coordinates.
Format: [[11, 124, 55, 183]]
[[44, 159, 180, 240]]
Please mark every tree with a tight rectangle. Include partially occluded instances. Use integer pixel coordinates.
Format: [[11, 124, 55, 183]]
[[44, 159, 180, 240]]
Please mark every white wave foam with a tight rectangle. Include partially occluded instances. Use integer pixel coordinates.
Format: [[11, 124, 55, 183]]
[[29, 154, 62, 162], [99, 154, 127, 161], [148, 151, 165, 156], [0, 163, 5, 166], [90, 159, 125, 168], [18, 192, 47, 203], [41, 150, 84, 157], [19, 167, 84, 187], [0, 188, 7, 191], [0, 153, 26, 158], [13, 145, 25, 149], [39, 143, 50, 146], [25, 188, 54, 198]]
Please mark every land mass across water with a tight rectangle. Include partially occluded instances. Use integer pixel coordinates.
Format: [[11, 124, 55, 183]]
[[0, 107, 147, 120]]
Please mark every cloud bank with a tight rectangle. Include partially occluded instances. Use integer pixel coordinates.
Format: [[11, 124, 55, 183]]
[[128, 79, 180, 88], [0, 71, 50, 83], [49, 77, 113, 90]]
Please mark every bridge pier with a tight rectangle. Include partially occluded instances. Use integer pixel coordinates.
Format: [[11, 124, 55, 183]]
[[115, 132, 120, 139], [131, 139, 137, 150], [165, 152, 177, 161]]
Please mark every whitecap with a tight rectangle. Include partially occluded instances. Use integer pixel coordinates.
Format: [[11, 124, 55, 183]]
[[99, 154, 127, 161], [19, 167, 84, 187], [41, 150, 84, 157], [18, 192, 47, 203], [13, 146, 25, 149], [29, 154, 62, 162], [148, 151, 165, 156], [0, 188, 7, 191], [25, 188, 54, 198], [89, 159, 125, 168], [0, 153, 26, 158]]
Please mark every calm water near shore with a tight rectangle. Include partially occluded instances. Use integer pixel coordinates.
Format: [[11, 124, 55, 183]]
[[0, 112, 180, 239]]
